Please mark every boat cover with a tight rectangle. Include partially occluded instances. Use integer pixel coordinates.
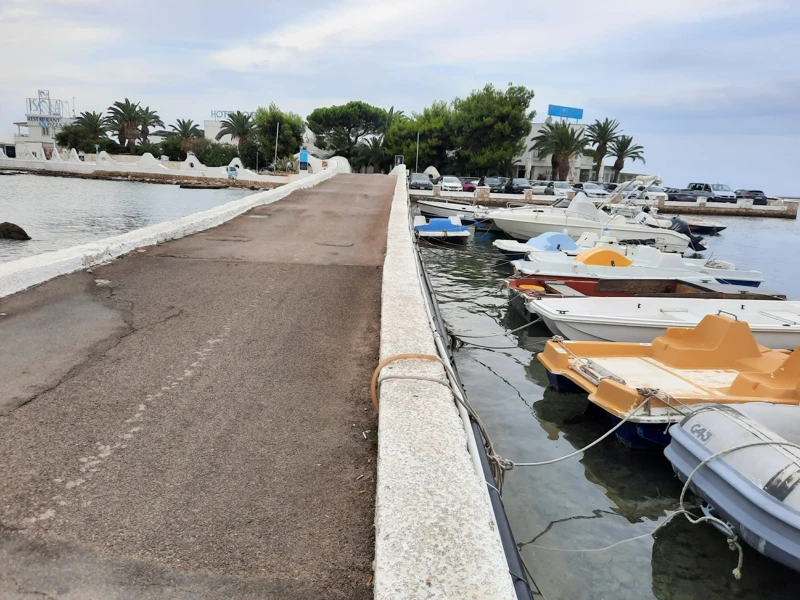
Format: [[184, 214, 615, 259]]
[[413, 216, 468, 232], [526, 232, 578, 252]]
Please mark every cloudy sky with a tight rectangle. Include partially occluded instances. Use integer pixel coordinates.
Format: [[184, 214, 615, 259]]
[[1, 0, 797, 192]]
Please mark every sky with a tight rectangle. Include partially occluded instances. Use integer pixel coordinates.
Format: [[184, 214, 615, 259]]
[[1, 0, 798, 193]]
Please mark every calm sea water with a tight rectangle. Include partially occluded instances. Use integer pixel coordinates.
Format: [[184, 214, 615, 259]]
[[419, 213, 800, 600], [0, 174, 252, 263]]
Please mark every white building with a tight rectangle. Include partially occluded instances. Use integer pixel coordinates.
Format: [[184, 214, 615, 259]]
[[514, 120, 600, 182], [7, 90, 75, 158]]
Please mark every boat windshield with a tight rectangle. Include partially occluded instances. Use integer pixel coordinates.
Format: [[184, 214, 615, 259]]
[[565, 198, 602, 221], [712, 184, 732, 191]]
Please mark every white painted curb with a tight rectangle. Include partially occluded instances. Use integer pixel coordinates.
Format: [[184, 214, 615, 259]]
[[0, 161, 347, 299], [373, 166, 516, 598]]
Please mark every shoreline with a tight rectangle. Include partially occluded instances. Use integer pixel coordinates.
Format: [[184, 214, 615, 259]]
[[0, 165, 283, 190]]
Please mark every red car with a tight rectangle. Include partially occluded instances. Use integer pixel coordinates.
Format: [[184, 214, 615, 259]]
[[461, 179, 477, 192]]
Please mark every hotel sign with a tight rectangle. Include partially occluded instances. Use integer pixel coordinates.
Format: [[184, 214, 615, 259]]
[[210, 110, 255, 120]]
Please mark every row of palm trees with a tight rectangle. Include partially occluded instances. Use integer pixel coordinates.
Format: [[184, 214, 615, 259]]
[[66, 100, 253, 155], [531, 118, 644, 182]]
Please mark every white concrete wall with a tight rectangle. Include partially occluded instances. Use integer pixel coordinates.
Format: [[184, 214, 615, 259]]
[[0, 159, 350, 299], [374, 165, 516, 599], [0, 151, 293, 184]]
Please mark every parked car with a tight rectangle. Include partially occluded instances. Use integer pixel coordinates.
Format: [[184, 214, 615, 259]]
[[478, 176, 505, 193], [541, 181, 573, 197], [667, 189, 700, 202], [686, 182, 737, 203], [504, 178, 533, 194], [440, 175, 463, 193], [735, 189, 768, 205], [409, 172, 433, 190], [622, 184, 668, 204], [572, 182, 609, 199], [461, 179, 477, 192]]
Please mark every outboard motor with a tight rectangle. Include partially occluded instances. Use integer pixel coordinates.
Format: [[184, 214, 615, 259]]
[[669, 216, 706, 252]]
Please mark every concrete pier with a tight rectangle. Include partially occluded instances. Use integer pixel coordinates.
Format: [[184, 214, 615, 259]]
[[0, 175, 392, 599]]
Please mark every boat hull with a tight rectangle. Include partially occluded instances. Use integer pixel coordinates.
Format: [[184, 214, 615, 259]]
[[666, 412, 800, 573], [416, 200, 478, 224], [491, 215, 690, 254]]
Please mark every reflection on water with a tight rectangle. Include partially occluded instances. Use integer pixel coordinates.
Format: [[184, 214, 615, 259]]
[[0, 174, 252, 263], [419, 212, 800, 600]]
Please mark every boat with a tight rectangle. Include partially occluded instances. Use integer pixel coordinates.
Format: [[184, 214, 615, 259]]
[[537, 314, 800, 448], [416, 198, 484, 224], [516, 245, 763, 287], [512, 248, 762, 290], [528, 296, 798, 349], [665, 402, 800, 572], [494, 232, 578, 260], [684, 217, 727, 235], [413, 216, 470, 244], [509, 276, 782, 302], [499, 233, 760, 286], [489, 194, 696, 253]]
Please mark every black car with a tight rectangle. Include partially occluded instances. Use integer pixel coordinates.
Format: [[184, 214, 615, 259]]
[[409, 172, 433, 190], [478, 176, 505, 193], [735, 189, 768, 205], [504, 178, 532, 194]]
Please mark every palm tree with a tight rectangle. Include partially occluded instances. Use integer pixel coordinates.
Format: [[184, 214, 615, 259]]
[[585, 118, 621, 181], [138, 106, 164, 145], [531, 121, 589, 181], [356, 136, 386, 172], [107, 99, 142, 153], [169, 119, 203, 152], [497, 156, 521, 178], [74, 111, 109, 139], [215, 111, 253, 148], [382, 106, 405, 133], [608, 135, 645, 182]]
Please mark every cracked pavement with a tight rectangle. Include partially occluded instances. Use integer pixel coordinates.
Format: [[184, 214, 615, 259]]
[[0, 174, 393, 599]]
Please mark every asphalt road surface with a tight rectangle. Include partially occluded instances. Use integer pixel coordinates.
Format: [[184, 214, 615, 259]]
[[0, 174, 394, 599]]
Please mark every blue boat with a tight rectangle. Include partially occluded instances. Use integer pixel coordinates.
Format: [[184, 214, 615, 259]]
[[413, 216, 470, 244], [494, 232, 578, 260]]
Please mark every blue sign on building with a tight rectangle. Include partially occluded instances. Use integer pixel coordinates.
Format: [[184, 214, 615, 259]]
[[547, 104, 584, 120], [299, 149, 309, 163]]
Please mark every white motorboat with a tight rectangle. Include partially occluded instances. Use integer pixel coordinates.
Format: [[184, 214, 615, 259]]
[[527, 296, 798, 349], [490, 194, 693, 253], [416, 198, 484, 224], [413, 216, 470, 244], [665, 403, 800, 573], [517, 237, 763, 286]]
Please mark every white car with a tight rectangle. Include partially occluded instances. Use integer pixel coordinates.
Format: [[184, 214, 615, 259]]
[[572, 182, 609, 199], [440, 176, 463, 193], [535, 181, 573, 197]]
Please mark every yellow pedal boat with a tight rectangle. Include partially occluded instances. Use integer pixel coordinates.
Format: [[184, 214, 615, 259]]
[[538, 315, 800, 448]]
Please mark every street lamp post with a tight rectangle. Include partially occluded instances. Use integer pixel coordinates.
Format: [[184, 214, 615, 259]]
[[274, 122, 280, 168]]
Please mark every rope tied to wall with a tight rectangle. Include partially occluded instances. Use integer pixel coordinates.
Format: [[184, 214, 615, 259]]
[[370, 354, 444, 412]]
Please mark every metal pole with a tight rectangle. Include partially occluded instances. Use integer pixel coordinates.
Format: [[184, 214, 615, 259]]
[[274, 122, 280, 167], [256, 149, 258, 172], [415, 131, 420, 173]]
